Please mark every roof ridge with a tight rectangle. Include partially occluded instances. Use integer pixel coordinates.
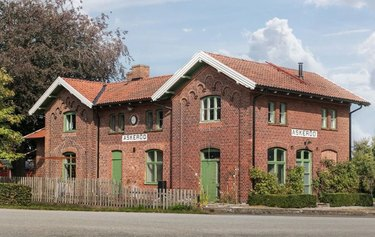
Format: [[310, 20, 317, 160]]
[[266, 62, 306, 84], [62, 77, 105, 84]]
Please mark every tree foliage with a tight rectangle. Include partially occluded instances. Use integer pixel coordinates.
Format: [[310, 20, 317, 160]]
[[0, 0, 130, 134], [0, 69, 24, 160], [352, 138, 375, 195]]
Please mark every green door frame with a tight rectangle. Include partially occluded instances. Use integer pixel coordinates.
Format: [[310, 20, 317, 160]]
[[296, 150, 312, 194], [112, 150, 123, 184]]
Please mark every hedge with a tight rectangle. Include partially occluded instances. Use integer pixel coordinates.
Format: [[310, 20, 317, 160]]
[[0, 183, 32, 206], [248, 194, 317, 208], [320, 193, 373, 207]]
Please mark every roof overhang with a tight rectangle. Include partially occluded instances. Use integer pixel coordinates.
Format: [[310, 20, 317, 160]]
[[151, 51, 256, 101], [28, 77, 93, 115]]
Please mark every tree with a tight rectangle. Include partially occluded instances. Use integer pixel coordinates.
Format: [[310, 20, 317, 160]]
[[0, 0, 130, 134], [352, 138, 375, 195], [0, 69, 24, 160]]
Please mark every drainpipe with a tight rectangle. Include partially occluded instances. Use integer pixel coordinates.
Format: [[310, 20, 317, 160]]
[[96, 109, 100, 178], [349, 105, 363, 161], [252, 93, 263, 189]]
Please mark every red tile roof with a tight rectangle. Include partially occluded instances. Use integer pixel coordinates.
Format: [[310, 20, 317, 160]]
[[63, 78, 104, 102], [207, 52, 369, 105], [24, 128, 45, 139], [60, 75, 171, 105], [96, 75, 171, 105]]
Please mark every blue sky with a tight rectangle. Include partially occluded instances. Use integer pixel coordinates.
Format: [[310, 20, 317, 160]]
[[77, 0, 375, 141]]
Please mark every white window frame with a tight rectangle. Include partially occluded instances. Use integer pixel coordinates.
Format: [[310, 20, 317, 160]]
[[200, 96, 221, 122]]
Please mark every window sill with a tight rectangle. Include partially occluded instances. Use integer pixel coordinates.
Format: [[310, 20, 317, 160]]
[[200, 120, 221, 124], [321, 128, 338, 131], [144, 182, 157, 185], [268, 123, 288, 127], [144, 129, 163, 133], [63, 130, 76, 133], [108, 131, 124, 135]]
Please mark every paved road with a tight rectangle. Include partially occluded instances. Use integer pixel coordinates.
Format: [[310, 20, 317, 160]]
[[0, 209, 374, 237]]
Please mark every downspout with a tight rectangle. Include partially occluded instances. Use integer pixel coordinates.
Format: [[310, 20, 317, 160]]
[[349, 105, 363, 161], [252, 93, 263, 189], [96, 109, 100, 178]]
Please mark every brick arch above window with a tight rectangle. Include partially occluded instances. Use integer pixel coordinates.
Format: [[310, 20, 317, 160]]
[[321, 150, 338, 163], [267, 142, 288, 150]]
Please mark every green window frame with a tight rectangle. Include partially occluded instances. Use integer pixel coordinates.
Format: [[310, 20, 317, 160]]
[[63, 152, 76, 179], [64, 112, 76, 132], [279, 103, 287, 125], [118, 113, 125, 132], [156, 109, 163, 130], [109, 114, 116, 133], [201, 96, 221, 122], [267, 148, 286, 184], [146, 110, 153, 130], [145, 150, 163, 184], [321, 108, 327, 128], [268, 102, 275, 124], [296, 149, 312, 194], [330, 109, 337, 129]]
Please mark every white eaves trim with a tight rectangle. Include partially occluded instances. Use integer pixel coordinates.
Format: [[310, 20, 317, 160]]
[[28, 76, 93, 115], [151, 51, 256, 101]]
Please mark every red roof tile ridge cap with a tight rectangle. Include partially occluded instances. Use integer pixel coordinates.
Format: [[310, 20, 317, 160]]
[[266, 61, 306, 84], [62, 77, 105, 84], [205, 51, 265, 65]]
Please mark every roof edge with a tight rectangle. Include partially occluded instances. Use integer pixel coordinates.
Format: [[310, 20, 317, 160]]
[[151, 51, 256, 101], [28, 77, 94, 115]]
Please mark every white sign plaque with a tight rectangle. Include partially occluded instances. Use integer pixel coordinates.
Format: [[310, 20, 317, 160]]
[[291, 129, 318, 138], [122, 133, 148, 142]]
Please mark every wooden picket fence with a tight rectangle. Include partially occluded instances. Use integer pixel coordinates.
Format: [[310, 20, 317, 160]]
[[0, 177, 198, 209]]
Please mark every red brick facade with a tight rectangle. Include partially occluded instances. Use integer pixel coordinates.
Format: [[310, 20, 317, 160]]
[[28, 52, 367, 203]]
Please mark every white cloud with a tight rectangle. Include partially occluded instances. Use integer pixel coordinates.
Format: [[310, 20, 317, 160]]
[[359, 32, 375, 88], [305, 0, 367, 8], [182, 28, 192, 33], [245, 17, 325, 74]]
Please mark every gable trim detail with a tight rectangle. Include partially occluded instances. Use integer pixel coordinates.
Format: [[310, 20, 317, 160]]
[[151, 51, 256, 101], [28, 77, 94, 115]]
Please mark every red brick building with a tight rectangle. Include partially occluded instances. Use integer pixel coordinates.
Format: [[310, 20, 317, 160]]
[[26, 51, 369, 202]]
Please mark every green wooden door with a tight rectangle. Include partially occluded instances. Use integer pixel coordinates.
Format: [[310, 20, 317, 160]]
[[112, 151, 122, 183], [201, 159, 219, 202], [296, 150, 312, 194]]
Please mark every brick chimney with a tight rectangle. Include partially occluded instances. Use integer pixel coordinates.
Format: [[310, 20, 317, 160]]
[[126, 65, 150, 81]]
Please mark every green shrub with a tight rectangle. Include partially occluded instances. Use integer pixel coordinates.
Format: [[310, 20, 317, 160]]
[[314, 161, 359, 194], [285, 166, 304, 194], [320, 193, 373, 207], [250, 168, 281, 194], [248, 194, 317, 208], [0, 183, 31, 205]]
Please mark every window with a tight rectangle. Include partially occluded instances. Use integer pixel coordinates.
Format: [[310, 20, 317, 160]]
[[63, 152, 76, 179], [146, 111, 153, 130], [201, 148, 220, 160], [267, 148, 286, 184], [268, 102, 275, 124], [279, 103, 287, 125], [156, 109, 163, 130], [330, 110, 337, 129], [146, 150, 163, 184], [64, 112, 76, 132], [321, 109, 327, 128], [201, 96, 221, 122], [118, 113, 125, 132], [109, 114, 116, 132]]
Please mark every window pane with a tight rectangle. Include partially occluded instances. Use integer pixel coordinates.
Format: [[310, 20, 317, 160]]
[[276, 149, 284, 161], [268, 102, 275, 123], [304, 162, 309, 171], [296, 150, 302, 160], [321, 109, 327, 128], [280, 103, 286, 124], [304, 174, 310, 184], [330, 110, 336, 129], [268, 164, 274, 173], [156, 110, 163, 129], [156, 151, 163, 162], [201, 97, 221, 121], [118, 113, 124, 132], [146, 111, 153, 130], [147, 164, 154, 182], [268, 149, 274, 161], [156, 164, 163, 181], [277, 164, 284, 183], [209, 97, 215, 109]]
